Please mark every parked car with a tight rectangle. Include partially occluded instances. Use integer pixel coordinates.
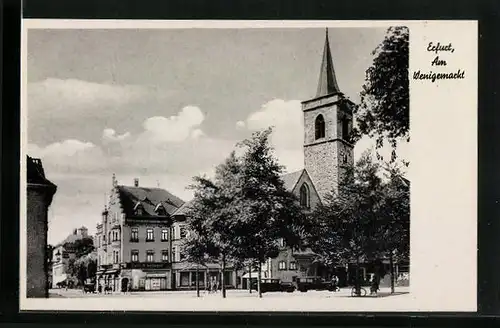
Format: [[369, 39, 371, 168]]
[[251, 279, 296, 293], [296, 277, 332, 292], [83, 283, 95, 293]]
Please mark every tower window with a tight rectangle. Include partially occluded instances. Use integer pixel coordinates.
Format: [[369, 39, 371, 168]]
[[342, 117, 350, 141], [315, 114, 325, 140], [299, 183, 310, 208]]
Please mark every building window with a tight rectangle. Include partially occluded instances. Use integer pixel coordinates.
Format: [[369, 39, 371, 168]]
[[299, 183, 310, 208], [112, 230, 120, 242], [315, 114, 325, 139], [131, 228, 139, 242], [278, 238, 286, 248], [180, 226, 187, 239], [162, 250, 169, 262], [289, 262, 297, 270], [342, 117, 350, 141], [113, 250, 119, 264], [161, 229, 168, 242], [278, 261, 287, 270], [131, 250, 139, 262], [146, 250, 155, 263], [108, 231, 112, 244], [172, 246, 178, 262], [146, 228, 154, 242]]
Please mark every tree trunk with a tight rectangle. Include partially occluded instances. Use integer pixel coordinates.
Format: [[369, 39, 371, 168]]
[[248, 264, 252, 294], [196, 265, 200, 298], [355, 257, 361, 295], [257, 261, 262, 298], [221, 254, 226, 298], [389, 251, 395, 294]]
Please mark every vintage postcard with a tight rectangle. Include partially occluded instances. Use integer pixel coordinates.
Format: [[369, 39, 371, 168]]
[[21, 20, 477, 312]]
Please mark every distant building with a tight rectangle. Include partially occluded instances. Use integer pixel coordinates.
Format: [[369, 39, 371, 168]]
[[51, 226, 93, 287], [27, 156, 57, 298]]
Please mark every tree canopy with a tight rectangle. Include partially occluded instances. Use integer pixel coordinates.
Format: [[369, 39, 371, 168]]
[[354, 26, 410, 163]]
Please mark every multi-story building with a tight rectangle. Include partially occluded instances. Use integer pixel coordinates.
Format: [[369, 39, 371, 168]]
[[27, 156, 57, 298], [95, 175, 185, 292], [51, 226, 92, 287]]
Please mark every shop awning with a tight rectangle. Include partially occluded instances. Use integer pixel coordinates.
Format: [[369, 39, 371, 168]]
[[242, 271, 267, 279]]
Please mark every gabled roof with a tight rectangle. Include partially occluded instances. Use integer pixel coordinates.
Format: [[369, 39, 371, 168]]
[[281, 169, 305, 191], [116, 185, 185, 217]]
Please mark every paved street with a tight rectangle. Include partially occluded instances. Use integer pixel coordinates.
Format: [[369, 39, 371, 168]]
[[50, 286, 409, 299]]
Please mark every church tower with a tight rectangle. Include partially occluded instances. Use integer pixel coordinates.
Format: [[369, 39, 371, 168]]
[[302, 29, 355, 202]]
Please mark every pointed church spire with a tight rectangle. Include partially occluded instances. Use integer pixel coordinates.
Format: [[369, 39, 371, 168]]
[[316, 28, 341, 97]]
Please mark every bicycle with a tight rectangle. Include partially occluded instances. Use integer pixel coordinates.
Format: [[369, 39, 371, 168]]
[[350, 286, 367, 297]]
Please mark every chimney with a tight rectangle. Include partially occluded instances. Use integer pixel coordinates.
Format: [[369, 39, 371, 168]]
[[134, 178, 139, 187]]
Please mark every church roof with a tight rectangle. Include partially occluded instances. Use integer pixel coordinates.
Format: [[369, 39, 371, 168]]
[[316, 28, 341, 97], [281, 169, 305, 191], [116, 185, 185, 217]]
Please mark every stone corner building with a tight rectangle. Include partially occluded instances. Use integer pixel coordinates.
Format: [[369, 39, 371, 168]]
[[27, 155, 57, 298]]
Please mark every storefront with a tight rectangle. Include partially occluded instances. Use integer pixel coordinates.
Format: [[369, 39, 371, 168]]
[[120, 262, 172, 291], [96, 268, 121, 292]]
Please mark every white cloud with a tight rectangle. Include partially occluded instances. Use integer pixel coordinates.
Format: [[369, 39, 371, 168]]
[[28, 78, 151, 120], [243, 99, 304, 172], [236, 120, 246, 128], [28, 139, 108, 174], [102, 128, 131, 142], [142, 106, 205, 143]]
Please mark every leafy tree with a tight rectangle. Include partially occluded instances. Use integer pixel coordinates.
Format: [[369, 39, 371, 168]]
[[179, 228, 215, 297], [309, 151, 385, 294], [235, 128, 307, 298], [187, 151, 243, 298], [63, 237, 95, 258], [72, 252, 98, 287], [375, 164, 410, 293], [354, 26, 409, 164]]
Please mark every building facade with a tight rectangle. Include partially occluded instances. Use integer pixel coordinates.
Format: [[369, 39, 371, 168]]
[[96, 176, 183, 292], [27, 156, 57, 298]]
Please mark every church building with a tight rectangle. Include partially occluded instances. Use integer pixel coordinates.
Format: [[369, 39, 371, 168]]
[[265, 29, 356, 283]]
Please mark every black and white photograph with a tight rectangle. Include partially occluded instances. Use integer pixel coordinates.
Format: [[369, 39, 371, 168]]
[[21, 20, 477, 312]]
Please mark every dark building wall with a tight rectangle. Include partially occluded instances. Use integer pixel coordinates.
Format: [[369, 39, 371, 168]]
[[26, 186, 50, 298]]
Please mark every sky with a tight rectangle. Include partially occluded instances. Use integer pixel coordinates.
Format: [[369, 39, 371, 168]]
[[25, 27, 408, 245]]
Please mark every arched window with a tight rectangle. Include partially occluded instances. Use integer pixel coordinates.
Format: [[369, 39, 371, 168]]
[[342, 117, 350, 141], [315, 114, 325, 140], [299, 183, 310, 208]]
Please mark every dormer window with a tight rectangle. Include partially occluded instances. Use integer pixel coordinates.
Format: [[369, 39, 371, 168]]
[[154, 203, 167, 216], [133, 201, 145, 216]]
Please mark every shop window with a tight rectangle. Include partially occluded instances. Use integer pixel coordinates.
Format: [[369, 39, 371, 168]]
[[278, 261, 287, 270], [130, 228, 139, 242], [191, 271, 205, 286], [289, 262, 297, 270], [146, 250, 155, 263], [180, 272, 190, 286], [161, 229, 168, 242], [131, 250, 139, 262], [146, 228, 154, 242]]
